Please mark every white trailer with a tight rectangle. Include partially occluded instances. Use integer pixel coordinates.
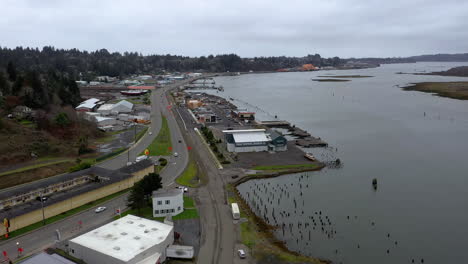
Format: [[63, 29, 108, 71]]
[[231, 203, 240, 220]]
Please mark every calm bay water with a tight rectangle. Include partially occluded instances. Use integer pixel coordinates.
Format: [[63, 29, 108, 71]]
[[213, 62, 468, 264]]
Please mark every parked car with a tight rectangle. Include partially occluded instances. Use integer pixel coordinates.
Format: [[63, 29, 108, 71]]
[[178, 139, 182, 143], [36, 196, 48, 202], [95, 206, 107, 213], [173, 152, 178, 157], [238, 249, 246, 259], [149, 132, 153, 135], [175, 186, 188, 193]]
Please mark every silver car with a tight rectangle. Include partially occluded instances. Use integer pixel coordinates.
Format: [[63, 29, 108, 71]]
[[95, 206, 107, 213]]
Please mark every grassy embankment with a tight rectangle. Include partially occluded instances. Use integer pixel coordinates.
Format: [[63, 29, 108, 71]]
[[176, 159, 202, 188], [116, 196, 199, 221], [226, 184, 328, 263], [402, 82, 468, 100], [1, 189, 130, 240], [143, 116, 172, 156]]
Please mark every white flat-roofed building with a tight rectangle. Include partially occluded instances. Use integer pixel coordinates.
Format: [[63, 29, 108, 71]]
[[223, 129, 270, 152], [223, 129, 288, 153], [152, 189, 184, 218], [68, 214, 174, 264]]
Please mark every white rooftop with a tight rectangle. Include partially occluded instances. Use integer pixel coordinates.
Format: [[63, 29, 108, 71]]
[[223, 129, 269, 143], [95, 116, 115, 122], [70, 215, 173, 262], [76, 98, 99, 109], [98, 104, 115, 111], [115, 100, 134, 109]]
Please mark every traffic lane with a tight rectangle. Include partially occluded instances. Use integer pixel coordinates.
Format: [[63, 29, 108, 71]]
[[1, 195, 127, 258], [98, 90, 164, 169]]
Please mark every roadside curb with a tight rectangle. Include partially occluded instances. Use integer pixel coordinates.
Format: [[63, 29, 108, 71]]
[[194, 128, 223, 170]]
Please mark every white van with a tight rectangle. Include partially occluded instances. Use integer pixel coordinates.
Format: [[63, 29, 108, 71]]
[[231, 203, 240, 220], [135, 155, 148, 162]]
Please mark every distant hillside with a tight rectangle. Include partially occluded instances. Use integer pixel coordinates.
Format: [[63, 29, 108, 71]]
[[408, 53, 468, 62], [348, 53, 468, 64], [0, 46, 343, 79]]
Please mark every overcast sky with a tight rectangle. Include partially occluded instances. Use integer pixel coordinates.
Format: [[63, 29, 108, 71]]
[[1, 0, 467, 58]]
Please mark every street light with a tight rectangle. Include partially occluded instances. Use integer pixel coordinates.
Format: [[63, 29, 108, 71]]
[[16, 242, 19, 258], [40, 189, 46, 225]]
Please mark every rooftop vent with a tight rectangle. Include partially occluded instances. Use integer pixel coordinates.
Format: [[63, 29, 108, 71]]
[[138, 224, 145, 227], [134, 236, 141, 240], [127, 221, 134, 224], [144, 229, 150, 233], [113, 246, 120, 251], [106, 234, 113, 238], [121, 232, 128, 236], [151, 228, 158, 231]]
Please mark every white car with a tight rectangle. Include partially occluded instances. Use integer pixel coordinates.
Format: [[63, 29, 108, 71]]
[[176, 186, 188, 193], [95, 206, 107, 213], [173, 152, 178, 157], [238, 249, 246, 259], [149, 132, 153, 135]]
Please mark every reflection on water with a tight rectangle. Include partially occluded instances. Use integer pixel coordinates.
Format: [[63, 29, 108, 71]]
[[217, 62, 468, 264]]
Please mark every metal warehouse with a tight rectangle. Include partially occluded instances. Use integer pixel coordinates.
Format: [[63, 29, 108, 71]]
[[223, 129, 287, 153]]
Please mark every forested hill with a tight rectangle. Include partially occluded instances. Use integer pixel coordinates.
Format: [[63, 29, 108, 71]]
[[0, 46, 342, 80], [407, 53, 468, 62], [0, 61, 80, 109]]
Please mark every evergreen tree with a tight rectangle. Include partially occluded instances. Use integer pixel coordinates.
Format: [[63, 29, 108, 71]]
[[127, 182, 146, 215], [6, 61, 16, 82]]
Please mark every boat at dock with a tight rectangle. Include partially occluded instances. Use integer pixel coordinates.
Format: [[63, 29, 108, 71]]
[[304, 153, 316, 161], [120, 90, 148, 96]]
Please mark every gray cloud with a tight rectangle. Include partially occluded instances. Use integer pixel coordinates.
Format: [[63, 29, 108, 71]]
[[0, 0, 467, 57]]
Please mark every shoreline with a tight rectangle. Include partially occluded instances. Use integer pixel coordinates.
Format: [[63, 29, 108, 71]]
[[401, 81, 468, 100], [229, 164, 332, 264]]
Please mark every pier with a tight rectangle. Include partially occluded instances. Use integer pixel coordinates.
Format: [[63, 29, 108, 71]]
[[256, 120, 291, 127]]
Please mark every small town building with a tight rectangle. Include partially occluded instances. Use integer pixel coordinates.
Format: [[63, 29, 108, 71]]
[[12, 105, 33, 119], [97, 100, 133, 115], [95, 116, 117, 127], [231, 110, 255, 121], [18, 252, 75, 264], [152, 189, 184, 218], [69, 214, 174, 264], [76, 98, 100, 112], [187, 100, 203, 109], [268, 130, 288, 151], [113, 100, 133, 113], [224, 129, 270, 152], [224, 129, 288, 153]]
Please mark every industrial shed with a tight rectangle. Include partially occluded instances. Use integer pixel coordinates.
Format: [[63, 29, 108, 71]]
[[223, 129, 288, 153]]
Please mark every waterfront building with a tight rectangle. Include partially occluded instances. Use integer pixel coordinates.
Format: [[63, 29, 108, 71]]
[[223, 129, 287, 153]]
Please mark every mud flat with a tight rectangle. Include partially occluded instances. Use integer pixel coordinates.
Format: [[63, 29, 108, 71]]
[[312, 78, 350, 82], [317, 75, 373, 78], [401, 82, 468, 100]]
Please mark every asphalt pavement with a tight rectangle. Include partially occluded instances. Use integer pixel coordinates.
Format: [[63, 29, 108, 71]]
[[0, 80, 192, 261], [0, 77, 237, 264]]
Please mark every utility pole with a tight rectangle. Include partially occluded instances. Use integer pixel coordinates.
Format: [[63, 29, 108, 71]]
[[40, 190, 45, 225]]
